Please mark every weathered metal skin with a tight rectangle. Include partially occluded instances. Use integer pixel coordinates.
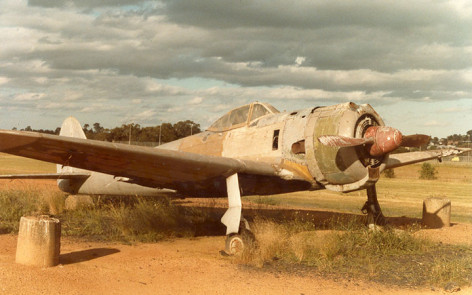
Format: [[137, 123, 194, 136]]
[[305, 102, 385, 190], [163, 102, 385, 195]]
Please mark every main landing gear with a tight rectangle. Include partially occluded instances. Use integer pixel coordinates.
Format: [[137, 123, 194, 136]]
[[221, 173, 255, 255], [361, 185, 387, 226], [224, 218, 255, 255]]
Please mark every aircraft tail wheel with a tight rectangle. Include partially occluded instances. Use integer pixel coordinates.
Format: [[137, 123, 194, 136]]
[[225, 228, 255, 255]]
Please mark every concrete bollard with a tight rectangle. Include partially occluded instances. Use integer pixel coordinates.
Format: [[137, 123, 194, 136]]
[[422, 197, 451, 228], [16, 215, 61, 267]]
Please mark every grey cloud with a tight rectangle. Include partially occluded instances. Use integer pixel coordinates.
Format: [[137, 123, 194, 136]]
[[1, 0, 471, 133], [160, 0, 472, 71], [28, 0, 146, 8], [162, 1, 445, 30]]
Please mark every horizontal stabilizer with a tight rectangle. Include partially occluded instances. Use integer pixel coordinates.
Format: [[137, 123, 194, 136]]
[[0, 172, 91, 180]]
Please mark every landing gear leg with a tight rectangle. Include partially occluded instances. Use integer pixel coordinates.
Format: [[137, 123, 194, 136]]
[[361, 185, 387, 226], [221, 174, 255, 255]]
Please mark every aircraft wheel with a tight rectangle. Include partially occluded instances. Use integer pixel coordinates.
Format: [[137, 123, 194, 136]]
[[225, 229, 255, 255]]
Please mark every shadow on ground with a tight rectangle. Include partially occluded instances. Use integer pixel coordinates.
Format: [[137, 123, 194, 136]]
[[187, 204, 423, 237], [0, 227, 13, 235], [60, 248, 120, 265]]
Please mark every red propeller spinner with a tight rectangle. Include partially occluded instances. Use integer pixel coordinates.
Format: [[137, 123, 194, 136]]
[[318, 126, 430, 157]]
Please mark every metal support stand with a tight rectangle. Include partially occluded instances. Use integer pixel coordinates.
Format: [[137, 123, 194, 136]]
[[362, 185, 387, 226]]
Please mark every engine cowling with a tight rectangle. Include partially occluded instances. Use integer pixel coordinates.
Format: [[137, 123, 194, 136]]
[[304, 102, 385, 192]]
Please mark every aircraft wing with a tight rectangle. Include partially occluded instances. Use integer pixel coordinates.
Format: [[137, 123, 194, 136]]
[[0, 172, 91, 180], [0, 130, 281, 193], [385, 148, 469, 169]]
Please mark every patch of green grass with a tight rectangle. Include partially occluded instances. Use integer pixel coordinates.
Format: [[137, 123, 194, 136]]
[[61, 197, 223, 242], [0, 153, 55, 174], [237, 218, 472, 288], [0, 190, 65, 232], [0, 190, 222, 242]]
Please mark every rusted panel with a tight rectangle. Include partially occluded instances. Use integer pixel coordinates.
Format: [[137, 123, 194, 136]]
[[222, 123, 284, 159], [178, 132, 226, 156], [281, 109, 310, 164], [279, 159, 314, 182]]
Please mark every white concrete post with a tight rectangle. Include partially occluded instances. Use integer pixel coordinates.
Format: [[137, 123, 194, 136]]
[[16, 215, 61, 267]]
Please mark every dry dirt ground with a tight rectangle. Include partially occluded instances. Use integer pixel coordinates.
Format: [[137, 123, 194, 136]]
[[1, 179, 471, 294], [1, 230, 471, 295]]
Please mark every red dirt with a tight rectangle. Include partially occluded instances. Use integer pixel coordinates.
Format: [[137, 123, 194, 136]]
[[1, 234, 471, 295]]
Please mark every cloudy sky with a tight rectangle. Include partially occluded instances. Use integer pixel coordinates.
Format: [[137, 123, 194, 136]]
[[1, 0, 471, 138]]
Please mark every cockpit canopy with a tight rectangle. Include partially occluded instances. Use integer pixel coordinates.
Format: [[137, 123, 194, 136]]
[[207, 102, 279, 132]]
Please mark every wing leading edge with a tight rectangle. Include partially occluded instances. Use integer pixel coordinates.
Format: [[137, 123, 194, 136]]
[[0, 130, 282, 193], [0, 172, 90, 180]]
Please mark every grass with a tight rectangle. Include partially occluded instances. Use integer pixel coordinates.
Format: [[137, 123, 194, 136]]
[[236, 218, 472, 288], [245, 162, 472, 223], [0, 190, 223, 242], [250, 196, 281, 206], [0, 153, 55, 174]]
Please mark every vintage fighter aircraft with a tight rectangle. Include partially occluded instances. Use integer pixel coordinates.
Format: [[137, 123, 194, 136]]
[[0, 102, 467, 253]]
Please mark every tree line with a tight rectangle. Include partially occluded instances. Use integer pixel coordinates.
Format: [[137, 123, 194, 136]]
[[15, 120, 201, 144], [14, 124, 471, 147], [430, 130, 472, 146]]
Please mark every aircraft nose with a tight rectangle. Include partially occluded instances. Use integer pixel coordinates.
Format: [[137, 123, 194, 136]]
[[364, 126, 403, 157]]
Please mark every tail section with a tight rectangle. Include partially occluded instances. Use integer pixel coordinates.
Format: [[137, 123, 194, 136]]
[[57, 116, 88, 178], [60, 116, 86, 139]]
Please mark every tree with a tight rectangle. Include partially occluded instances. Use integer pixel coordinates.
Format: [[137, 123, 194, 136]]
[[160, 123, 177, 143], [83, 124, 90, 133], [419, 162, 437, 180], [93, 122, 104, 134], [13, 119, 203, 144], [173, 120, 201, 139]]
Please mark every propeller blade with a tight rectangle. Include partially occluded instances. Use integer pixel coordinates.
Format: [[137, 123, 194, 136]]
[[318, 135, 374, 147], [318, 127, 429, 157], [401, 134, 431, 147]]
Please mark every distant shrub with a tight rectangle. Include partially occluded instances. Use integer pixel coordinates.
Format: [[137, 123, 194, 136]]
[[419, 162, 438, 180], [383, 168, 395, 178]]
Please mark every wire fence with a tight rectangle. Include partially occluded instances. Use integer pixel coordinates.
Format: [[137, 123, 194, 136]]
[[114, 141, 160, 147]]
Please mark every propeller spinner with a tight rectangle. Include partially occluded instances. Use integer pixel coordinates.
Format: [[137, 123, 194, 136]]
[[318, 126, 430, 157]]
